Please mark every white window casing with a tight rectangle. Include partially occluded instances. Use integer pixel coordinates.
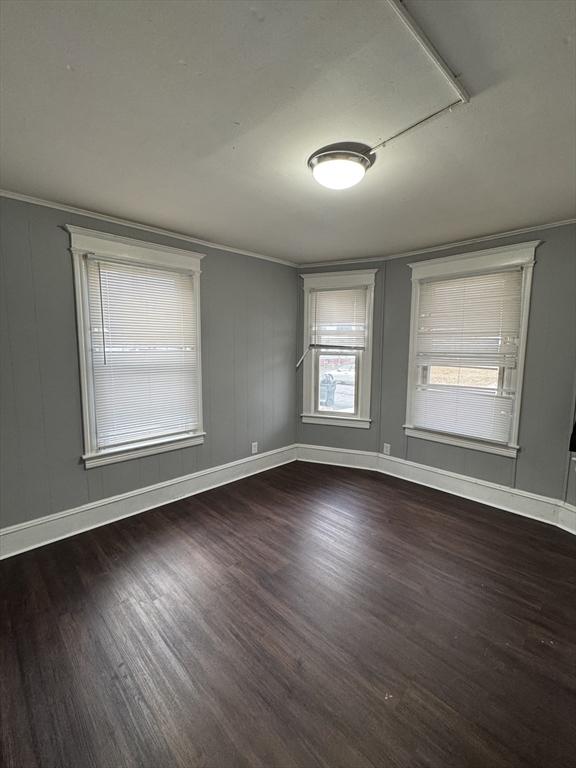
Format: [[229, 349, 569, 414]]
[[67, 226, 205, 468], [301, 270, 376, 428], [404, 241, 539, 457]]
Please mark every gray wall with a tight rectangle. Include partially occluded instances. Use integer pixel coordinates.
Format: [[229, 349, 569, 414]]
[[1, 196, 574, 532], [0, 197, 298, 528], [298, 224, 576, 503]]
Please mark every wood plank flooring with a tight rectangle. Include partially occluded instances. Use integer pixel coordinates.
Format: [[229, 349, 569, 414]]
[[1, 461, 575, 768]]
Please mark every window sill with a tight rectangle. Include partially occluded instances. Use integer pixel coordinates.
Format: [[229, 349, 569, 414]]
[[301, 414, 371, 429], [404, 427, 518, 457], [83, 432, 206, 468]]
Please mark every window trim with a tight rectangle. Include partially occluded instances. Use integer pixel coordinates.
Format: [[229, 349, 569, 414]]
[[301, 270, 376, 428], [301, 414, 372, 429], [67, 226, 205, 468], [404, 241, 540, 456], [403, 428, 519, 458]]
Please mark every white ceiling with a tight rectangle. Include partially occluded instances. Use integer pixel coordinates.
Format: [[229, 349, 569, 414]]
[[1, 0, 575, 264]]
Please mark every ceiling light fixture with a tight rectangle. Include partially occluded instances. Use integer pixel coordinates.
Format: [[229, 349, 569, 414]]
[[306, 2, 470, 192], [307, 143, 376, 190]]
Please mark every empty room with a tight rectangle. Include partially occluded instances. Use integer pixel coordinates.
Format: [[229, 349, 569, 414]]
[[1, 0, 575, 766]]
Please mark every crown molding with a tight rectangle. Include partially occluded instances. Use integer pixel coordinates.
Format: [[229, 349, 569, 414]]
[[0, 189, 298, 268], [2, 189, 574, 270], [302, 219, 576, 269]]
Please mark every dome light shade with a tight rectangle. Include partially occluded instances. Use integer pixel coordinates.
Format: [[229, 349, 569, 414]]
[[308, 143, 375, 190], [312, 157, 366, 189]]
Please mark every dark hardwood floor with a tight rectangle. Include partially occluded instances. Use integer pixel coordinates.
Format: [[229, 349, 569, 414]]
[[1, 461, 575, 768]]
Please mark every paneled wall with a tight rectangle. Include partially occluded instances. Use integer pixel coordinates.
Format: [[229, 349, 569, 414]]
[[0, 198, 298, 527], [298, 223, 576, 503], [1, 195, 573, 533]]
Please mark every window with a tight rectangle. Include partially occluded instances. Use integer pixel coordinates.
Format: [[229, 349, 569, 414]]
[[301, 271, 376, 428], [68, 226, 204, 467], [405, 242, 539, 456]]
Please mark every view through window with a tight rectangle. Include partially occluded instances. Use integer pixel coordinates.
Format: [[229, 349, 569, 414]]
[[427, 366, 500, 389], [317, 354, 357, 413]]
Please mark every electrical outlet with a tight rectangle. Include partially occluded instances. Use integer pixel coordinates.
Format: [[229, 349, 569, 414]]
[[382, 443, 391, 455], [251, 441, 258, 455]]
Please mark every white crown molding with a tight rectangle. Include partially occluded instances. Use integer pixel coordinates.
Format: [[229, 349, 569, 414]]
[[0, 189, 298, 268], [2, 190, 574, 271], [302, 219, 576, 269], [1, 443, 574, 559]]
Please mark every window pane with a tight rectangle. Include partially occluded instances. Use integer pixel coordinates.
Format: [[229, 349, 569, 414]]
[[428, 366, 499, 389], [318, 354, 356, 413]]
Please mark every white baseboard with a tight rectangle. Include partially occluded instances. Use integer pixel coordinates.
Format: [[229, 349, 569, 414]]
[[0, 445, 297, 559], [296, 444, 576, 535], [557, 501, 576, 535], [1, 442, 574, 559]]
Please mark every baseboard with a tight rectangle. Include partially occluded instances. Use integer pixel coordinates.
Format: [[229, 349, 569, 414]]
[[296, 444, 576, 535], [1, 442, 574, 559], [556, 501, 576, 535], [0, 445, 297, 559]]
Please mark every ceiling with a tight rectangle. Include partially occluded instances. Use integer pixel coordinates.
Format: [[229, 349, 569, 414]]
[[1, 0, 575, 264]]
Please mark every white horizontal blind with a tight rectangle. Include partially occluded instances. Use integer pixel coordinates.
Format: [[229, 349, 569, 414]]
[[87, 258, 200, 450], [310, 288, 368, 348], [412, 269, 523, 444]]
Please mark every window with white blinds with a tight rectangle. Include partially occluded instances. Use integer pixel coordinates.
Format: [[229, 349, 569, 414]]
[[405, 243, 537, 456], [68, 227, 204, 467], [87, 259, 200, 449], [310, 288, 369, 349], [302, 271, 376, 428]]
